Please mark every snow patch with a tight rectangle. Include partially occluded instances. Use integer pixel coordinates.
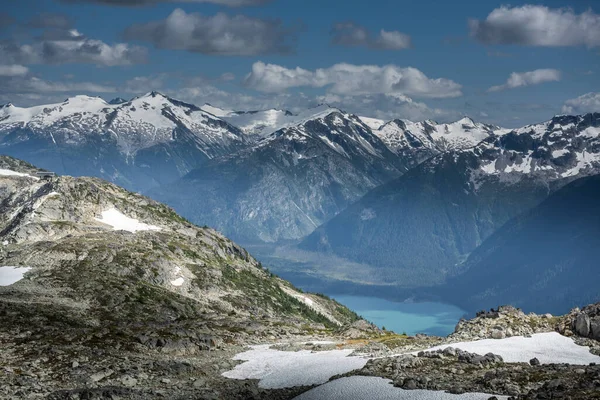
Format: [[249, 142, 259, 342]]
[[94, 208, 161, 233], [222, 345, 367, 389], [0, 169, 38, 180], [418, 332, 600, 365], [358, 116, 386, 130], [170, 277, 185, 287], [294, 376, 506, 400], [0, 266, 31, 286], [552, 149, 569, 158]]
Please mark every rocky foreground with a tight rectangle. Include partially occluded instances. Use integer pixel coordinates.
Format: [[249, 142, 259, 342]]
[[1, 156, 600, 399]]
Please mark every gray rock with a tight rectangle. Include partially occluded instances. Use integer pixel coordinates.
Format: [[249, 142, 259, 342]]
[[575, 313, 591, 337], [591, 316, 600, 341], [402, 378, 418, 390], [530, 358, 540, 366], [120, 375, 137, 387], [89, 369, 113, 383], [491, 329, 505, 339]]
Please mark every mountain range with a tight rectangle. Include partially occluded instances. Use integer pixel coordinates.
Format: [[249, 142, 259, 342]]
[[301, 113, 600, 288], [0, 92, 246, 192], [2, 93, 599, 313]]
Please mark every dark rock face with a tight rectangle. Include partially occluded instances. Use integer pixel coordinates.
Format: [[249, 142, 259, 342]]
[[573, 304, 600, 341], [576, 313, 592, 337]]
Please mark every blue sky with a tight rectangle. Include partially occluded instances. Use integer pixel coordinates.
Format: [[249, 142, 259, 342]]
[[1, 0, 599, 126]]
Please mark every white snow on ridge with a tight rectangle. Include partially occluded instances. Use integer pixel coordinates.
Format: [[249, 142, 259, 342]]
[[94, 208, 161, 233], [201, 104, 234, 118], [294, 376, 506, 400], [418, 332, 600, 365], [222, 345, 368, 389], [358, 116, 386, 131], [0, 169, 38, 179], [0, 266, 32, 286]]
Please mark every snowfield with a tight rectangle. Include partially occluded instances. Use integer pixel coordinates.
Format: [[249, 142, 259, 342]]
[[223, 332, 600, 396], [418, 332, 600, 365], [294, 376, 507, 400], [222, 345, 368, 389], [94, 208, 162, 233], [0, 266, 32, 286]]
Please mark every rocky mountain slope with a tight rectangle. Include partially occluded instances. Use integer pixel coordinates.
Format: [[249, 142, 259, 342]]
[[0, 155, 361, 398], [0, 92, 247, 192], [442, 173, 600, 314], [151, 107, 408, 243], [301, 113, 600, 286]]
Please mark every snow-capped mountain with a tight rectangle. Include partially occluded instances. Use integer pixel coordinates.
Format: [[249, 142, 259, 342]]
[[301, 113, 600, 286], [375, 117, 505, 155], [201, 103, 360, 140], [0, 92, 247, 191], [151, 107, 407, 243], [201, 104, 296, 139]]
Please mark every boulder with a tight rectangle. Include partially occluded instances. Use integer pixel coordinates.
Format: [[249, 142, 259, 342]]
[[574, 313, 591, 337], [491, 329, 505, 339], [530, 358, 540, 366], [591, 316, 600, 341]]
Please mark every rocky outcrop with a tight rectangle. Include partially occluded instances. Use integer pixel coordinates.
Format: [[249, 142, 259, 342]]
[[0, 155, 360, 399], [570, 303, 600, 341], [356, 347, 600, 397], [450, 306, 560, 342]]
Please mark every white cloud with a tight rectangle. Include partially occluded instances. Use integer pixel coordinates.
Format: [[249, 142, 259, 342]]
[[470, 5, 600, 47], [488, 69, 561, 92], [123, 9, 297, 56], [375, 29, 412, 50], [0, 65, 29, 77], [0, 32, 147, 66], [244, 62, 462, 99], [562, 92, 600, 114], [331, 22, 411, 50]]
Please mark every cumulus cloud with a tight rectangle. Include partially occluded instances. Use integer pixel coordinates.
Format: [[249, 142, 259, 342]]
[[0, 31, 147, 66], [488, 69, 561, 92], [243, 61, 462, 98], [0, 75, 115, 97], [562, 92, 600, 114], [470, 5, 600, 47], [0, 65, 29, 77], [61, 0, 272, 6], [123, 9, 297, 56], [331, 22, 412, 50]]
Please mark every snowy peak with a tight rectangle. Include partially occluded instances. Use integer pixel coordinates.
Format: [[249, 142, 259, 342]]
[[200, 103, 234, 118], [358, 116, 386, 131], [374, 116, 503, 155], [210, 104, 343, 139], [474, 112, 600, 179]]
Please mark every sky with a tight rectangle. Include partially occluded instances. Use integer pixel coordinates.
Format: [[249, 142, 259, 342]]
[[1, 0, 599, 127]]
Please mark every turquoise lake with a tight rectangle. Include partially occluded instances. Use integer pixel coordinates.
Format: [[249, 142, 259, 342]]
[[331, 295, 468, 337]]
